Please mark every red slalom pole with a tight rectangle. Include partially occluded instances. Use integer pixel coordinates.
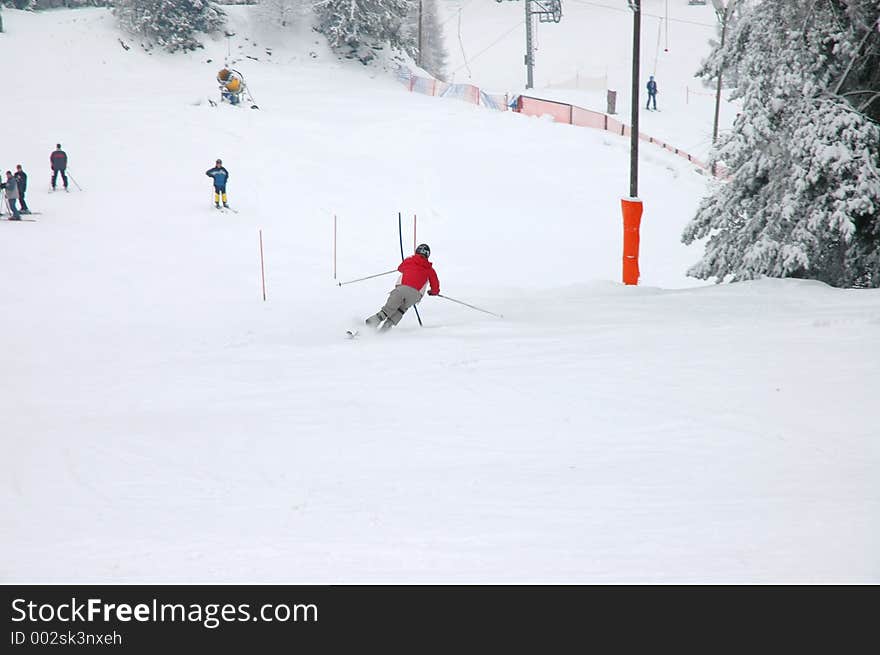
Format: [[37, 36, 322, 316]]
[[259, 228, 267, 301]]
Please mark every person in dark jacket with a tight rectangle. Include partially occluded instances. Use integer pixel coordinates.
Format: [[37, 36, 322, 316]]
[[646, 75, 658, 110], [50, 143, 68, 191], [14, 165, 29, 214], [365, 243, 440, 332], [205, 159, 230, 208], [1, 171, 22, 220]]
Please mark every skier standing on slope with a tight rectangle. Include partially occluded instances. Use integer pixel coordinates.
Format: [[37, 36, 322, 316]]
[[646, 75, 658, 110], [205, 159, 230, 209], [14, 165, 30, 214], [1, 171, 22, 220], [365, 243, 440, 332], [50, 143, 68, 191]]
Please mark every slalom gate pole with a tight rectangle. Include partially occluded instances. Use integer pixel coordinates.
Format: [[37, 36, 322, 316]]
[[437, 294, 504, 319], [259, 229, 267, 301], [333, 214, 337, 280], [66, 170, 83, 191], [413, 214, 417, 251], [337, 269, 397, 287], [399, 211, 423, 326]]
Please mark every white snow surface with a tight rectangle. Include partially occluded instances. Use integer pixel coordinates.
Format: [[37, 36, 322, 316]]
[[1, 7, 878, 583]]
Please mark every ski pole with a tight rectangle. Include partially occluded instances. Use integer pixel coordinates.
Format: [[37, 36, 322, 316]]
[[259, 229, 267, 301], [337, 269, 397, 287], [66, 170, 83, 191], [437, 294, 504, 318]]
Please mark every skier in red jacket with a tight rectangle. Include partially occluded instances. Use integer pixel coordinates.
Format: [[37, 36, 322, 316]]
[[365, 243, 439, 332]]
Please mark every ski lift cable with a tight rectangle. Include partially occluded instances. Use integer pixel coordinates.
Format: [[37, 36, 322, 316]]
[[439, 0, 478, 28], [665, 0, 670, 50], [458, 9, 473, 78], [450, 19, 526, 74], [565, 0, 717, 28], [652, 13, 662, 74]]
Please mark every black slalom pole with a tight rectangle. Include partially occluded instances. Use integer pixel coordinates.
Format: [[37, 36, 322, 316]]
[[399, 211, 423, 326]]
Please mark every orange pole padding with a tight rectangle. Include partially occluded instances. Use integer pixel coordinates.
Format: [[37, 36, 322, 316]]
[[621, 197, 643, 285]]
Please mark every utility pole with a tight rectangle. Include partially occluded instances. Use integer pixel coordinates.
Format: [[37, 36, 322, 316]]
[[524, 1, 534, 89], [710, 0, 736, 177], [621, 0, 643, 286], [418, 0, 423, 69], [629, 0, 641, 198], [497, 1, 561, 90], [711, 0, 736, 148]]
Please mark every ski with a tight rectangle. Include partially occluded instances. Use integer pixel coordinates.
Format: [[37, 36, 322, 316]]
[[1, 218, 37, 222]]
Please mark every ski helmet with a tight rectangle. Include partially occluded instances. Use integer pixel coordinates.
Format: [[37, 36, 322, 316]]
[[415, 243, 431, 258]]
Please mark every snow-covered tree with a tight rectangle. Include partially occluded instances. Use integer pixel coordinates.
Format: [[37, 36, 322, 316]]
[[10, 1, 111, 8], [682, 0, 880, 288], [257, 0, 309, 28], [113, 0, 226, 53], [314, 0, 413, 62], [404, 0, 448, 80]]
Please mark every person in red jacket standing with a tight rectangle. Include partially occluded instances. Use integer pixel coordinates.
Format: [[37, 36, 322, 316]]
[[365, 243, 439, 332]]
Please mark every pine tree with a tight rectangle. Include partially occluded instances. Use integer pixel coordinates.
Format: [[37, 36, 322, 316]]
[[682, 0, 880, 288], [405, 0, 448, 80], [313, 0, 413, 62], [113, 0, 226, 53]]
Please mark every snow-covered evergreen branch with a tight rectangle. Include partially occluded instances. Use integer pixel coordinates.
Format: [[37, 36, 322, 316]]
[[682, 0, 880, 288]]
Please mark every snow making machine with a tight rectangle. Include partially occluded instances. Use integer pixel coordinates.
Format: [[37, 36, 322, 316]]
[[215, 68, 258, 109]]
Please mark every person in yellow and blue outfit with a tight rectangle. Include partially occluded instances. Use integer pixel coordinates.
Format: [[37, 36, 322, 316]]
[[205, 159, 230, 209]]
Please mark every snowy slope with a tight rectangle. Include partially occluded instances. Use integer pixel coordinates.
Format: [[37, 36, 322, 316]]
[[1, 7, 878, 583]]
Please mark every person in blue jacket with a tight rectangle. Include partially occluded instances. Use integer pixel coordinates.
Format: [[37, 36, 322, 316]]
[[205, 159, 230, 208], [646, 75, 658, 110]]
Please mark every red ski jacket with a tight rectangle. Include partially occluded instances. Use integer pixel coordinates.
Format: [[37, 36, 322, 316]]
[[398, 255, 439, 295]]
